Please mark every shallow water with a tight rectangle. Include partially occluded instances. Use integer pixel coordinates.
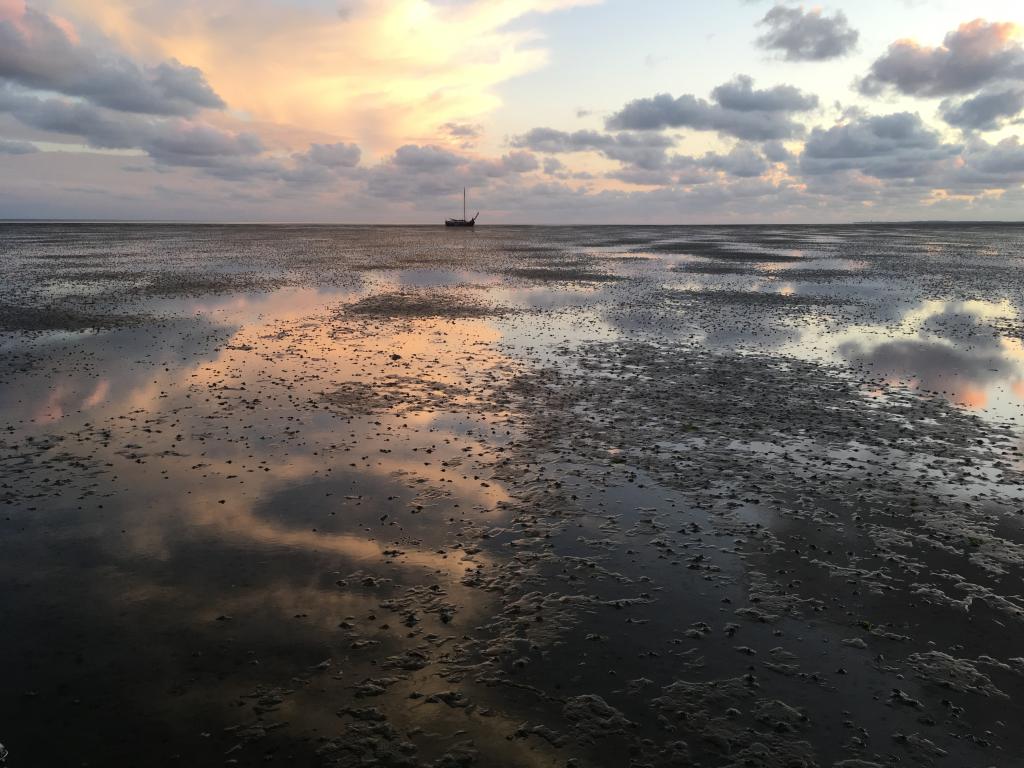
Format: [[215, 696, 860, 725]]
[[1, 223, 1024, 767]]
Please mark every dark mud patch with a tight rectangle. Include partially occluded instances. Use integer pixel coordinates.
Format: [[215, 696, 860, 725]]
[[773, 268, 862, 281], [671, 263, 756, 276], [0, 302, 148, 332], [142, 271, 290, 297], [343, 290, 508, 319], [347, 255, 470, 271], [504, 267, 623, 283]]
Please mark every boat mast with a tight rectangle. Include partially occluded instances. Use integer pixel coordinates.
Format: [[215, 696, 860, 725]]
[[463, 188, 466, 221]]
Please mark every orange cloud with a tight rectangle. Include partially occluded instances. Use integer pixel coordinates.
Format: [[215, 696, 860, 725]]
[[51, 0, 598, 155]]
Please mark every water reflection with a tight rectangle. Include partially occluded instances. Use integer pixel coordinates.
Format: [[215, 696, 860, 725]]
[[644, 248, 1023, 417], [835, 300, 1023, 414], [0, 284, 527, 765], [4, 223, 1024, 767]]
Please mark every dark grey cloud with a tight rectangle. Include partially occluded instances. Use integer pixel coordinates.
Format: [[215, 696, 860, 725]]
[[392, 144, 463, 170], [252, 142, 362, 185], [0, 87, 364, 185], [511, 128, 675, 170], [800, 112, 959, 180], [712, 75, 819, 112], [542, 156, 566, 176], [0, 86, 141, 149], [859, 20, 1024, 98], [606, 167, 680, 186], [939, 86, 1024, 131], [0, 136, 37, 154], [470, 175, 813, 223], [605, 76, 817, 140], [516, 119, 784, 183], [362, 144, 542, 200], [794, 130, 1024, 202], [440, 122, 483, 149], [302, 142, 362, 168], [762, 140, 792, 162], [12, 137, 1024, 223], [756, 5, 859, 61], [0, 87, 260, 164], [441, 122, 483, 139], [699, 144, 770, 177], [605, 143, 774, 186], [472, 150, 539, 176], [0, 7, 224, 117], [144, 124, 264, 167], [956, 136, 1024, 185]]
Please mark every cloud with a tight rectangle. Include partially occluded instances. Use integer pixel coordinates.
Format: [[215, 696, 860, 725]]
[[606, 76, 817, 141], [9, 134, 1024, 223], [301, 142, 362, 169], [756, 5, 859, 61], [511, 128, 675, 170], [795, 128, 1024, 201], [0, 4, 224, 116], [956, 136, 1024, 186], [0, 86, 141, 148], [362, 143, 542, 201], [711, 75, 819, 112], [939, 86, 1024, 131], [473, 150, 539, 176], [800, 112, 959, 180], [57, 0, 598, 153], [859, 19, 1024, 98], [392, 144, 464, 171], [4, 2, 1024, 223], [275, 143, 361, 184], [581, 138, 782, 187], [144, 123, 264, 167], [441, 122, 483, 139], [606, 167, 680, 186], [699, 144, 770, 178], [0, 86, 256, 156], [0, 86, 363, 184], [762, 140, 791, 162], [542, 156, 566, 176], [0, 136, 36, 154], [440, 121, 484, 149], [605, 143, 773, 186]]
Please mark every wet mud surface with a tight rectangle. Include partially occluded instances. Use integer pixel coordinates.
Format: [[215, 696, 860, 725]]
[[1, 223, 1024, 767]]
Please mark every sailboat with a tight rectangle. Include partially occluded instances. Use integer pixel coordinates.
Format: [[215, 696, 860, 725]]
[[445, 188, 478, 227]]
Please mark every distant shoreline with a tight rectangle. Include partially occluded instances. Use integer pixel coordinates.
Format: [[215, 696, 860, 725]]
[[2, 219, 1023, 227]]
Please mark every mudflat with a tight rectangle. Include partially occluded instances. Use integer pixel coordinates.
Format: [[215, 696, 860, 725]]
[[1, 223, 1023, 768]]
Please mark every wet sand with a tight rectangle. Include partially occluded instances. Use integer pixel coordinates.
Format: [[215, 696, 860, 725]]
[[1, 223, 1023, 767]]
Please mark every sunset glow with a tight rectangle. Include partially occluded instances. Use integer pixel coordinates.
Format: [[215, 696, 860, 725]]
[[1, 1, 1022, 221]]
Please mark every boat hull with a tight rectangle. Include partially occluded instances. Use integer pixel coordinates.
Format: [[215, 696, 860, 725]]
[[445, 220, 475, 227]]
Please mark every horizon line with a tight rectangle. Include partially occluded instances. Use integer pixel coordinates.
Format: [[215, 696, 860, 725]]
[[3, 218, 1024, 227]]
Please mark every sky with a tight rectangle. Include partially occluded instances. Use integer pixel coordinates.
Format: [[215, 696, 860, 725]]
[[1, 0, 1023, 223]]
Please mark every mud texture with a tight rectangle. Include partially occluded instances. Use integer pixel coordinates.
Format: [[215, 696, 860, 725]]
[[1, 223, 1023, 768]]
